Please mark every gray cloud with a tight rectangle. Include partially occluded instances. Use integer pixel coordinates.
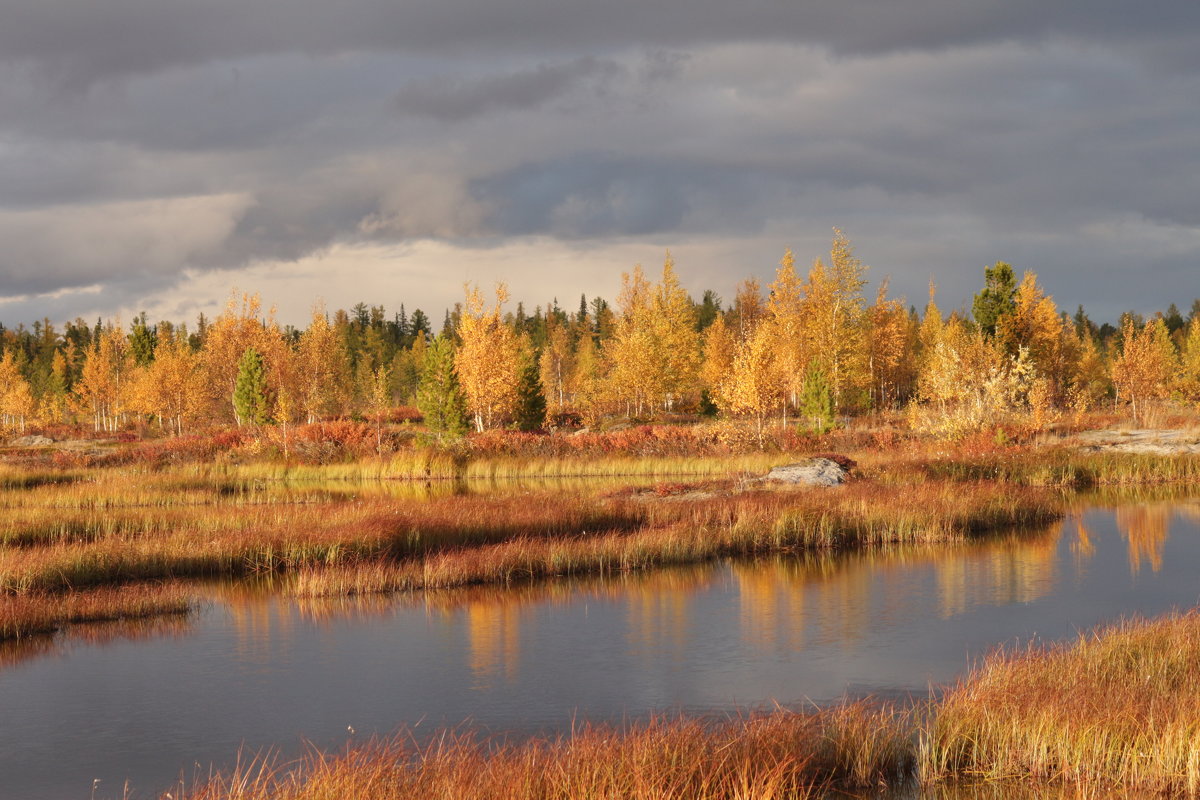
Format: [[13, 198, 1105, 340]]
[[1, 1, 1199, 326], [5, 0, 1199, 86], [394, 57, 622, 121]]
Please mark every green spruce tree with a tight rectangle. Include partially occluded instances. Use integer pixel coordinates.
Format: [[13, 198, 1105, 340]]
[[972, 261, 1017, 336], [514, 357, 547, 432], [233, 347, 271, 426], [416, 335, 469, 436], [798, 366, 834, 435]]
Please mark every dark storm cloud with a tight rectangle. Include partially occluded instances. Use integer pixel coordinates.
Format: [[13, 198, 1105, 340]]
[[5, 0, 1199, 84]]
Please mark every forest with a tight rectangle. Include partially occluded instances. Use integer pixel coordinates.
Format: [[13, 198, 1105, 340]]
[[0, 231, 1196, 447]]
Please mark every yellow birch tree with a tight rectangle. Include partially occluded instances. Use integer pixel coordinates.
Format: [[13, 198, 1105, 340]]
[[456, 283, 520, 432]]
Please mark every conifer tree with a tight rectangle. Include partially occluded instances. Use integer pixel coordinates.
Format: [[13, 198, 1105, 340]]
[[417, 335, 468, 436], [973, 261, 1018, 336], [798, 365, 834, 434], [514, 357, 548, 432], [233, 348, 271, 427]]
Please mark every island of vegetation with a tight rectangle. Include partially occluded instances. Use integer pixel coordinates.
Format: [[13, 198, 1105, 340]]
[[3, 231, 1200, 798]]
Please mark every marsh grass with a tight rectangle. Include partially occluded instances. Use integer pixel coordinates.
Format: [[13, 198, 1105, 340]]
[[0, 465, 1061, 598], [904, 448, 1200, 488], [174, 612, 1200, 799], [289, 482, 1059, 597], [923, 612, 1200, 793], [0, 582, 192, 640], [175, 704, 915, 800]]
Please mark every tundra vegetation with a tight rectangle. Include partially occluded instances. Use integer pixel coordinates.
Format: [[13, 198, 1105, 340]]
[[4, 231, 1200, 798]]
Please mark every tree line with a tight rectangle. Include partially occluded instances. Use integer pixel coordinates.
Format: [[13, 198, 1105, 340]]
[[1, 230, 1198, 438]]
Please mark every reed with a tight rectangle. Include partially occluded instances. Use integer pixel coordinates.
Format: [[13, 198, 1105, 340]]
[[174, 703, 914, 800]]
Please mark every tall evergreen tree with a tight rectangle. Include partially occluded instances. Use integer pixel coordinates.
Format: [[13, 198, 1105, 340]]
[[417, 335, 468, 436], [514, 357, 547, 432], [972, 261, 1017, 336], [233, 347, 271, 426]]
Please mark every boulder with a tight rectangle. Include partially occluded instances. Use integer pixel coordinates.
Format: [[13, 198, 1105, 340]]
[[9, 434, 54, 447], [760, 458, 849, 487]]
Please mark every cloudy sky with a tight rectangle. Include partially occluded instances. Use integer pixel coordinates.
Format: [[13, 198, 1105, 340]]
[[1, 1, 1198, 328]]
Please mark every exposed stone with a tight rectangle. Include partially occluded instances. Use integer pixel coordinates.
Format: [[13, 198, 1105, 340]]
[[9, 435, 54, 447], [759, 458, 849, 487]]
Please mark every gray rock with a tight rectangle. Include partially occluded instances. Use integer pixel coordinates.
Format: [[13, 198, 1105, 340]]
[[760, 458, 848, 487], [10, 434, 54, 447]]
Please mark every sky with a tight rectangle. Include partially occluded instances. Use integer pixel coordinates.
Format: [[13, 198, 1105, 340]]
[[1, 1, 1198, 329]]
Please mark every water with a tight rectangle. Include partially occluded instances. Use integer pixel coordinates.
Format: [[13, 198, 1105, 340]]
[[1, 500, 1199, 799]]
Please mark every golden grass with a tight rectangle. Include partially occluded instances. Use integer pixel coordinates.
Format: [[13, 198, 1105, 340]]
[[172, 611, 1200, 799], [0, 582, 192, 640], [175, 704, 914, 800], [0, 463, 1061, 598], [923, 611, 1200, 793], [288, 482, 1059, 597]]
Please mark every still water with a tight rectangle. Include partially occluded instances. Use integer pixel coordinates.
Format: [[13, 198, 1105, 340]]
[[1, 500, 1198, 799]]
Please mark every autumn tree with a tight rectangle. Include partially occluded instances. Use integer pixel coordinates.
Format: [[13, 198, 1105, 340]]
[[294, 307, 350, 423], [1176, 317, 1200, 407], [651, 254, 701, 409], [800, 230, 869, 412], [910, 315, 1038, 438], [865, 280, 913, 410], [74, 324, 132, 432], [604, 265, 657, 417], [365, 364, 392, 452], [997, 272, 1070, 401], [0, 351, 35, 433], [1112, 317, 1176, 425], [456, 284, 521, 432], [203, 293, 288, 425], [538, 320, 575, 416], [700, 314, 737, 403], [142, 331, 205, 435], [764, 249, 806, 418], [1067, 334, 1111, 415], [728, 278, 765, 344], [718, 324, 783, 445], [603, 255, 701, 417]]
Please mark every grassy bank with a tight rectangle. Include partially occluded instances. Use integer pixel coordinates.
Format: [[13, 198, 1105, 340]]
[[173, 612, 1200, 799], [925, 612, 1200, 793]]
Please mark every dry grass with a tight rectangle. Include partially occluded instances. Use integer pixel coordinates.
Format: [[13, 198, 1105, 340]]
[[0, 582, 192, 640], [924, 611, 1200, 793], [174, 704, 914, 800], [172, 612, 1200, 799], [289, 482, 1059, 597]]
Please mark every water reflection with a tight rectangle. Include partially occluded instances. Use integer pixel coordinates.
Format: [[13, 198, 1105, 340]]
[[5, 500, 1200, 799]]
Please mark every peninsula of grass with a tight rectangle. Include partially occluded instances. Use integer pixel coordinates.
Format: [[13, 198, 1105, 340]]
[[0, 475, 1058, 598], [171, 611, 1200, 799], [0, 582, 192, 641]]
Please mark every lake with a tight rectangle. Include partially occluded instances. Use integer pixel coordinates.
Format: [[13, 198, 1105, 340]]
[[1, 498, 1197, 799]]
